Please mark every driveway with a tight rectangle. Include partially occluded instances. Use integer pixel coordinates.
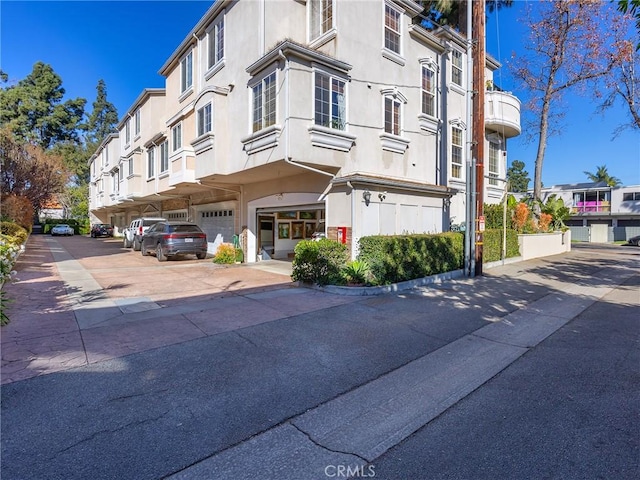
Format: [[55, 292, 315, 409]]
[[1, 234, 361, 383]]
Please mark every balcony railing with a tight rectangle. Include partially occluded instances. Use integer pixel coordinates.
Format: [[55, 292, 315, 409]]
[[485, 90, 521, 138], [571, 201, 611, 214]]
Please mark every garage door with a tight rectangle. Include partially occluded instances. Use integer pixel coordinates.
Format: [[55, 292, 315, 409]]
[[199, 209, 235, 253]]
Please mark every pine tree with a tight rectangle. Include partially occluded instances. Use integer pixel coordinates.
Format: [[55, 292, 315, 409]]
[[86, 79, 118, 146]]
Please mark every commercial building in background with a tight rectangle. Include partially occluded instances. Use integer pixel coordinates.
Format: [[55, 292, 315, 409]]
[[89, 0, 521, 262]]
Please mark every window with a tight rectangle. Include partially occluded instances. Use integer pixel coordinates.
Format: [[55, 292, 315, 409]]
[[128, 158, 134, 177], [160, 141, 169, 173], [488, 141, 499, 186], [134, 110, 141, 136], [384, 4, 401, 55], [181, 51, 193, 93], [315, 72, 346, 130], [310, 0, 333, 40], [118, 167, 123, 182], [252, 72, 276, 132], [421, 65, 435, 117], [197, 104, 212, 136], [452, 50, 463, 87], [172, 124, 182, 152], [384, 96, 401, 135], [623, 192, 640, 201], [208, 17, 224, 69], [147, 147, 155, 178], [451, 126, 463, 178], [125, 119, 131, 144]]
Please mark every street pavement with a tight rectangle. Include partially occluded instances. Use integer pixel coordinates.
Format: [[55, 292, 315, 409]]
[[1, 236, 638, 480]]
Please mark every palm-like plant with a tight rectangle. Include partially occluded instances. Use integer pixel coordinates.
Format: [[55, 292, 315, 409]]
[[583, 165, 622, 187]]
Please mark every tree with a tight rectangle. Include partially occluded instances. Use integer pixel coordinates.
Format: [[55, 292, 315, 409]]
[[0, 62, 85, 149], [506, 160, 531, 192], [583, 165, 622, 186], [600, 41, 639, 135], [59, 184, 89, 222], [511, 0, 630, 203], [0, 127, 69, 214], [417, 0, 513, 33], [618, 0, 640, 50], [85, 79, 118, 146]]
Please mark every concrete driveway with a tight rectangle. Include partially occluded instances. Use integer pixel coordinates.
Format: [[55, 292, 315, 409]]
[[1, 234, 361, 383]]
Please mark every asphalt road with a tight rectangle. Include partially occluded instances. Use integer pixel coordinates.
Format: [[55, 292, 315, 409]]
[[370, 271, 640, 480], [1, 242, 638, 480]]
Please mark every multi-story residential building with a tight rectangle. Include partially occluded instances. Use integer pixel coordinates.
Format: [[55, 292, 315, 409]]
[[533, 182, 640, 242], [89, 0, 521, 262]]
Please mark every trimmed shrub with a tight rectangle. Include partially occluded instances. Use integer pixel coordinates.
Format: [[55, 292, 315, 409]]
[[482, 228, 520, 262], [213, 243, 236, 264], [292, 239, 349, 286], [358, 232, 464, 285], [0, 222, 28, 246]]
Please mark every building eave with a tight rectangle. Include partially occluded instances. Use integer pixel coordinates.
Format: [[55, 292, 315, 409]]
[[158, 0, 232, 77], [246, 39, 352, 76]]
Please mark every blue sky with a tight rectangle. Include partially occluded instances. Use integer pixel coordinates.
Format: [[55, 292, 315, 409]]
[[2, 0, 639, 187]]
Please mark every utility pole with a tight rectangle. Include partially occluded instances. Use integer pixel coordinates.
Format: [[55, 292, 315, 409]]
[[472, 0, 485, 276]]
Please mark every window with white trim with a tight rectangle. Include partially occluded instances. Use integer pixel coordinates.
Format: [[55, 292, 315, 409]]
[[160, 141, 169, 173], [134, 110, 141, 136], [421, 64, 436, 117], [315, 71, 346, 130], [197, 104, 212, 136], [488, 141, 499, 186], [128, 157, 134, 177], [147, 147, 155, 178], [112, 171, 118, 193], [452, 50, 463, 87], [252, 72, 276, 133], [181, 51, 193, 93], [384, 3, 401, 55], [451, 126, 463, 178], [310, 0, 333, 40], [172, 123, 182, 152], [384, 96, 401, 135], [125, 119, 131, 144], [208, 17, 224, 69]]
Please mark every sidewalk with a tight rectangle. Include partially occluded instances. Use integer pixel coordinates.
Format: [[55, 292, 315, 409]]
[[1, 237, 638, 480]]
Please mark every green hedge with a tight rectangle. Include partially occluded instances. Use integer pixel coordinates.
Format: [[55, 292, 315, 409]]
[[482, 228, 520, 262], [292, 239, 349, 286], [358, 232, 464, 285]]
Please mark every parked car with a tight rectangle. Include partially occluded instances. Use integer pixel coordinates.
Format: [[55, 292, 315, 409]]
[[90, 224, 114, 238], [140, 221, 208, 261], [123, 217, 166, 250], [51, 224, 74, 236], [628, 235, 640, 246]]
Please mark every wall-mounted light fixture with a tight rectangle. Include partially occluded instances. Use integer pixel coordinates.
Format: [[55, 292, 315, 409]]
[[363, 190, 371, 206], [443, 197, 451, 208], [378, 191, 387, 202]]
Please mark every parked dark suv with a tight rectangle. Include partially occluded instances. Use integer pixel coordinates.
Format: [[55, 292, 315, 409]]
[[140, 221, 208, 261], [90, 224, 114, 238]]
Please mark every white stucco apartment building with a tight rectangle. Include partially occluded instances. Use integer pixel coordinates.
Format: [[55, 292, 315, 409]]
[[89, 0, 521, 262]]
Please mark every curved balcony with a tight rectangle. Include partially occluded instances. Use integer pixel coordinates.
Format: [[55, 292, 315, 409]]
[[485, 90, 521, 138]]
